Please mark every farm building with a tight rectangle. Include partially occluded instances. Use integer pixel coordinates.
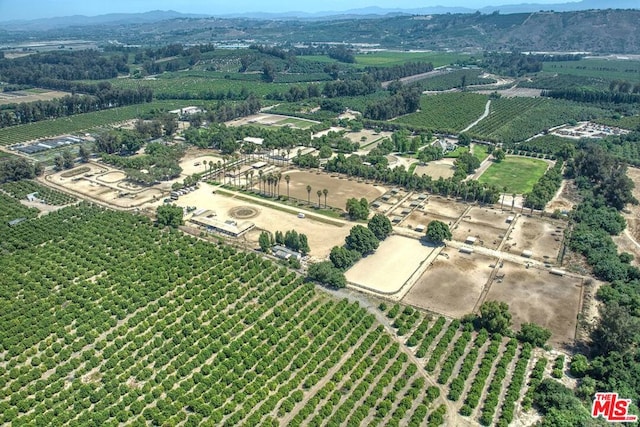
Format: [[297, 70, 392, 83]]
[[251, 161, 268, 169], [392, 216, 402, 223], [521, 250, 533, 258], [272, 245, 302, 261], [169, 106, 203, 118], [460, 247, 474, 254], [465, 236, 477, 245], [401, 208, 412, 215], [26, 192, 43, 203], [506, 215, 515, 223], [8, 217, 26, 227], [372, 202, 382, 208], [190, 211, 254, 237], [244, 137, 264, 146], [414, 224, 425, 233]]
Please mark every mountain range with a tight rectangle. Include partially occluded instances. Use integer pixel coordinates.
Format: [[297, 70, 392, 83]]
[[0, 0, 638, 31]]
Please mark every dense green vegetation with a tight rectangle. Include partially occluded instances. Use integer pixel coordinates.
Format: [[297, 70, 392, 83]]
[[396, 92, 488, 133], [0, 180, 75, 205], [478, 156, 549, 194]]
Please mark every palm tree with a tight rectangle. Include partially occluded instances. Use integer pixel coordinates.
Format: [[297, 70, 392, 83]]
[[512, 193, 516, 211], [250, 170, 254, 191], [285, 174, 290, 199], [317, 190, 322, 208], [244, 170, 249, 190], [323, 188, 328, 208], [261, 175, 267, 196], [276, 172, 282, 197], [258, 170, 264, 194], [203, 160, 208, 177], [306, 185, 312, 204], [216, 161, 222, 181]]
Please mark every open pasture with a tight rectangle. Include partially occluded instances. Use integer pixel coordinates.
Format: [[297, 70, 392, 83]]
[[402, 249, 495, 318], [542, 58, 640, 81], [278, 170, 386, 210], [485, 262, 583, 346], [178, 153, 224, 176], [477, 156, 549, 194], [345, 235, 436, 294], [423, 196, 468, 220], [505, 215, 565, 263]]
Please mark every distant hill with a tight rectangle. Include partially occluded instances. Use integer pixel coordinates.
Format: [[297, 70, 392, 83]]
[[0, 7, 639, 54], [0, 10, 207, 32]]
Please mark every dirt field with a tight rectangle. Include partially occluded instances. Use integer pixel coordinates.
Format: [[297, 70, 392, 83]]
[[413, 159, 456, 179], [424, 197, 468, 219], [46, 163, 172, 209], [228, 113, 319, 128], [402, 249, 496, 318], [452, 207, 510, 250], [343, 129, 392, 147], [485, 262, 583, 347], [169, 183, 350, 258], [280, 170, 387, 209], [0, 90, 70, 106], [546, 179, 578, 214], [505, 215, 565, 263], [345, 236, 436, 294], [179, 154, 224, 176]]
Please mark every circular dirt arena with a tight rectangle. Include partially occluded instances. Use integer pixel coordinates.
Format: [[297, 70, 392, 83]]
[[97, 171, 126, 183], [229, 206, 260, 220]]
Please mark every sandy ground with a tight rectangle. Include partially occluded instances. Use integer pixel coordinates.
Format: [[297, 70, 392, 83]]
[[485, 262, 583, 347], [342, 129, 392, 147], [345, 235, 436, 294], [505, 216, 565, 263], [452, 207, 511, 251], [545, 179, 577, 214], [227, 113, 319, 128], [166, 183, 350, 258], [413, 159, 456, 179], [0, 90, 71, 106], [402, 249, 496, 318], [278, 170, 387, 209], [179, 153, 224, 176]]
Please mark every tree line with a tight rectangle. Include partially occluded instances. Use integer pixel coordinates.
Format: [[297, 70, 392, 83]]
[[542, 88, 640, 104], [0, 86, 153, 128]]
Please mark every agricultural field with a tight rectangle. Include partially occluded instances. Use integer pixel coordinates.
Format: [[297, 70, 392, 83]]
[[477, 156, 550, 194], [0, 200, 457, 426], [0, 89, 71, 106], [542, 58, 640, 81], [468, 97, 607, 143], [0, 180, 76, 205], [396, 92, 488, 133], [0, 101, 198, 146], [108, 74, 293, 98], [353, 51, 472, 68], [419, 69, 496, 91]]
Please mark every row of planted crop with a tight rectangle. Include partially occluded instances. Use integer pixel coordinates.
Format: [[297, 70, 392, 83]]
[[1, 180, 76, 205]]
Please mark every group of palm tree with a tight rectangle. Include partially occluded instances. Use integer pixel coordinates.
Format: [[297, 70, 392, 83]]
[[200, 158, 330, 208]]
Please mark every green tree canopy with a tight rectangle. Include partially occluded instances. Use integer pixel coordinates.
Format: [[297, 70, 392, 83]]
[[346, 197, 370, 221], [329, 246, 361, 270], [516, 322, 552, 348], [156, 204, 183, 228], [368, 213, 393, 241], [476, 301, 512, 335], [307, 261, 346, 288], [425, 220, 452, 244], [345, 225, 379, 255]]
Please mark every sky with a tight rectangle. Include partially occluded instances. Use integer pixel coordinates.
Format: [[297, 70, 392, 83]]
[[0, 0, 579, 21]]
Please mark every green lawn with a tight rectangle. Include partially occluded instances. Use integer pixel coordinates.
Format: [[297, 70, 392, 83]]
[[444, 146, 469, 158], [477, 156, 549, 194], [472, 144, 490, 162], [276, 117, 317, 128]]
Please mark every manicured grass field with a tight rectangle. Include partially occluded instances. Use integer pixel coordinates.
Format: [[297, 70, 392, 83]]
[[276, 117, 316, 128], [444, 146, 470, 158], [472, 144, 490, 162], [477, 156, 549, 194]]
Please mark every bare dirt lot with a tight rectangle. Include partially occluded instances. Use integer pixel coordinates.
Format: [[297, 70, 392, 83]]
[[413, 159, 456, 179], [424, 197, 468, 219], [227, 113, 319, 128], [169, 183, 350, 258], [505, 215, 565, 263], [485, 262, 583, 347], [46, 163, 171, 209], [281, 170, 387, 209], [179, 153, 224, 176], [0, 90, 71, 106], [452, 207, 510, 251], [402, 249, 496, 318], [345, 236, 436, 294]]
